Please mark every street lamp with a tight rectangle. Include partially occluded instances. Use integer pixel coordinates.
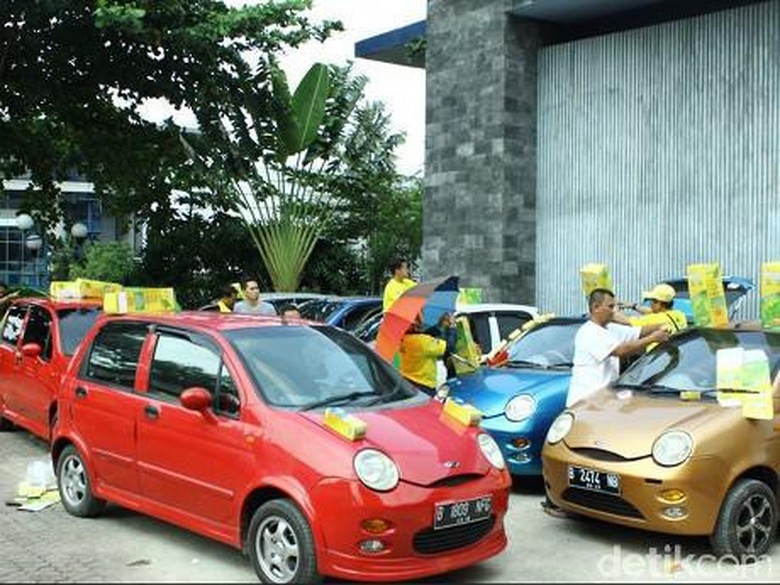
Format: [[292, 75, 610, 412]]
[[15, 213, 34, 285], [25, 234, 43, 287], [71, 221, 88, 264]]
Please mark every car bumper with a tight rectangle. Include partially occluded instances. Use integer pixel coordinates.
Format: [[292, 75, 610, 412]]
[[542, 441, 730, 535], [482, 413, 558, 476], [310, 467, 510, 581]]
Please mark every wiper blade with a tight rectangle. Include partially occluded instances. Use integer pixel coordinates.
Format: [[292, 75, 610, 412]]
[[364, 385, 409, 407], [548, 362, 573, 368], [301, 390, 380, 411], [700, 387, 761, 395], [612, 382, 645, 389], [506, 359, 549, 369]]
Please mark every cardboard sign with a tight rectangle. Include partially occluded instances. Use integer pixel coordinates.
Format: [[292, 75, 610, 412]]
[[450, 316, 481, 375], [580, 263, 612, 298], [760, 262, 780, 329], [50, 279, 123, 301], [103, 288, 178, 314], [686, 263, 728, 327], [457, 287, 483, 305], [715, 347, 773, 420]]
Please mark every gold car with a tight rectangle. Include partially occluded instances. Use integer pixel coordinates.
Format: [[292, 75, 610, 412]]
[[542, 325, 780, 560]]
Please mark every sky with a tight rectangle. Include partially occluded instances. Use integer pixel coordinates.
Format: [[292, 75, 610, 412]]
[[138, 0, 427, 176]]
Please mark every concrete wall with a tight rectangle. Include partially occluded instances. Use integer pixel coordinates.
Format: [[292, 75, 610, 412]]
[[424, 0, 547, 304], [537, 0, 780, 317]]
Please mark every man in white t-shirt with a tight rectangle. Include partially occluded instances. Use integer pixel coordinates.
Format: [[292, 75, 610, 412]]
[[567, 288, 669, 407]]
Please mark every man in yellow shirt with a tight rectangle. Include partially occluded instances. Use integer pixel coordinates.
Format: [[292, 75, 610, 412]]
[[383, 258, 417, 312], [400, 313, 457, 395]]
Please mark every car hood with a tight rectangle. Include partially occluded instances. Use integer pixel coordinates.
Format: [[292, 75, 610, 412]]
[[564, 389, 722, 459], [447, 366, 571, 417], [300, 401, 493, 487]]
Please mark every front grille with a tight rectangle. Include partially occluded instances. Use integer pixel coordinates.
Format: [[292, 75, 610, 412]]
[[428, 473, 483, 488], [562, 488, 644, 519], [413, 516, 496, 555], [569, 448, 632, 462]]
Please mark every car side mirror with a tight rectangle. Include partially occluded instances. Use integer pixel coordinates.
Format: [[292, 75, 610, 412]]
[[180, 387, 217, 423], [21, 342, 42, 359]]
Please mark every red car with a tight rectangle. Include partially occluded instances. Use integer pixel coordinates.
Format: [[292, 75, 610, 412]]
[[0, 297, 102, 440], [52, 312, 510, 583]]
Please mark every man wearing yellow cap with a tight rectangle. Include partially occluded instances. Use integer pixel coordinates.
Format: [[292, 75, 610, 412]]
[[615, 283, 687, 352]]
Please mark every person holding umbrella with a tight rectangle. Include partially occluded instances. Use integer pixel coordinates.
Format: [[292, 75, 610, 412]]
[[399, 312, 457, 396]]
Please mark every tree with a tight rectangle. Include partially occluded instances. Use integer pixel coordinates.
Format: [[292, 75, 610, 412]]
[[0, 0, 340, 233], [68, 241, 138, 284]]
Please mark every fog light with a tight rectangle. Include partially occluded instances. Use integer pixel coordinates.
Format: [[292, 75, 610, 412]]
[[658, 489, 686, 503], [361, 519, 391, 534], [512, 453, 531, 463], [359, 539, 386, 554], [511, 438, 531, 450], [662, 506, 688, 519]]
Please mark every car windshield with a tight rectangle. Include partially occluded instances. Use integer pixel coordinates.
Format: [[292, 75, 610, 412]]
[[615, 328, 780, 396], [226, 325, 420, 409], [299, 299, 344, 322], [506, 321, 580, 368], [57, 307, 101, 355]]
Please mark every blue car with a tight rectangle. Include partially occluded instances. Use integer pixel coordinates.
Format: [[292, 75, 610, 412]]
[[299, 296, 382, 331], [446, 316, 585, 476]]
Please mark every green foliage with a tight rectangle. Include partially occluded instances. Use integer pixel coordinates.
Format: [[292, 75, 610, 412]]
[[0, 0, 341, 234], [69, 241, 138, 283]]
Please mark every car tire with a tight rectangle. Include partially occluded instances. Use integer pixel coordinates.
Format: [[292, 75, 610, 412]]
[[56, 445, 106, 518], [710, 478, 777, 559], [247, 499, 321, 584], [0, 415, 14, 432]]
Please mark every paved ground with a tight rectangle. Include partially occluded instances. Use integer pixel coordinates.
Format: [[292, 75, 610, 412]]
[[1, 429, 778, 583]]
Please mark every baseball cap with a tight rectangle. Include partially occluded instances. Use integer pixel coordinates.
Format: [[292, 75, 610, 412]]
[[642, 283, 676, 304]]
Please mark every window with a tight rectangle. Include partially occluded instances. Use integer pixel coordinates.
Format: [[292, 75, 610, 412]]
[[495, 312, 533, 342], [466, 314, 491, 352], [1, 305, 27, 346], [22, 306, 53, 361], [148, 333, 218, 397], [85, 322, 147, 389], [57, 307, 101, 356], [342, 303, 381, 330]]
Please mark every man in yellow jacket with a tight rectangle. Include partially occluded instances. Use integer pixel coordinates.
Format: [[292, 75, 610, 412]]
[[399, 313, 457, 396], [383, 258, 417, 312]]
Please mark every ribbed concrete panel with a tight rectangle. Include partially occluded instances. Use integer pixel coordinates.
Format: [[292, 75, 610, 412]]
[[537, 0, 780, 318]]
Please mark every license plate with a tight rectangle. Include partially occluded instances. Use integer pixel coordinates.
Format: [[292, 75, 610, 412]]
[[434, 495, 492, 530], [568, 465, 621, 495]]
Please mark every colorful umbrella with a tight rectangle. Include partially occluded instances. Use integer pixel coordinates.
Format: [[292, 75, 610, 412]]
[[375, 275, 459, 363]]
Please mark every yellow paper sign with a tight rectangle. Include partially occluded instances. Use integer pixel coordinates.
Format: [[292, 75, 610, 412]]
[[580, 263, 612, 298], [323, 408, 367, 441], [760, 262, 780, 329], [687, 263, 728, 327], [442, 398, 482, 427]]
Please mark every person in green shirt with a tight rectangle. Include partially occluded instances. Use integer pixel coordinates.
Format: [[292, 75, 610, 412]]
[[382, 258, 417, 312]]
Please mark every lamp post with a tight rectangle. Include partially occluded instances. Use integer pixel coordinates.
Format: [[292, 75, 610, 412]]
[[15, 213, 34, 285], [71, 222, 88, 265], [25, 234, 43, 288]]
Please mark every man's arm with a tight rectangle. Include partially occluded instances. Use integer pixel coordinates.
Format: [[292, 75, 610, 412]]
[[611, 329, 669, 358]]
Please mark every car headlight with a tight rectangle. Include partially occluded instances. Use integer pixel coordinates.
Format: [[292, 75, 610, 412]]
[[652, 430, 693, 467], [505, 394, 536, 422], [546, 412, 573, 444], [354, 449, 399, 491], [478, 433, 505, 469]]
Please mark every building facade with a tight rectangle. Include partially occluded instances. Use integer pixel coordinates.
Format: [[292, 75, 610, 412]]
[[357, 0, 778, 318]]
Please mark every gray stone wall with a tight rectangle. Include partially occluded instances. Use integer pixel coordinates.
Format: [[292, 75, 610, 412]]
[[424, 0, 546, 304]]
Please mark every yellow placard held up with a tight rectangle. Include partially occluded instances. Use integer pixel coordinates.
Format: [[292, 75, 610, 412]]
[[450, 316, 481, 375], [580, 263, 612, 298], [686, 263, 728, 327], [457, 287, 483, 305], [760, 262, 780, 329]]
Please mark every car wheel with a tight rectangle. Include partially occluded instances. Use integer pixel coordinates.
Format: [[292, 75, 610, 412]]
[[247, 499, 320, 584], [0, 415, 14, 432], [710, 478, 777, 559], [56, 445, 106, 518]]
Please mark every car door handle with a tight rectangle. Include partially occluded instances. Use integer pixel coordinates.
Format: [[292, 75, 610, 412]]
[[75, 387, 87, 398], [144, 405, 160, 420]]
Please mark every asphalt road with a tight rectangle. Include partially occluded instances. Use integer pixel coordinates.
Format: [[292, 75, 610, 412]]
[[1, 430, 777, 583]]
